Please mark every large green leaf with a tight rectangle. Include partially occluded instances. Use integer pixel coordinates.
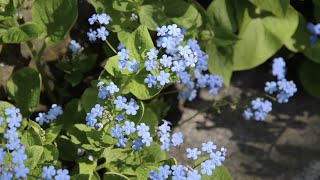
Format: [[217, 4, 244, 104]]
[[0, 23, 43, 43], [44, 125, 63, 144], [21, 127, 43, 146], [207, 42, 233, 85], [249, 0, 290, 17], [299, 60, 320, 98], [6, 67, 41, 117], [32, 0, 78, 45], [163, 0, 202, 28], [232, 6, 298, 70], [24, 145, 45, 169], [207, 0, 237, 32], [125, 25, 154, 62], [138, 4, 168, 31]]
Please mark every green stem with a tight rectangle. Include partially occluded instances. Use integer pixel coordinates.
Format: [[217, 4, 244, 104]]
[[27, 41, 55, 103], [95, 161, 108, 171], [265, 94, 277, 102], [106, 40, 117, 54]]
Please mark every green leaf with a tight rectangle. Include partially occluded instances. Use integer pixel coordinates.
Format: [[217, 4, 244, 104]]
[[78, 156, 97, 175], [112, 1, 136, 12], [125, 25, 154, 62], [304, 43, 320, 63], [207, 0, 237, 32], [56, 136, 79, 161], [164, 0, 202, 28], [105, 56, 132, 76], [71, 174, 90, 180], [0, 23, 43, 43], [136, 165, 158, 180], [42, 144, 59, 163], [232, 6, 298, 70], [249, 0, 289, 17], [207, 42, 233, 85], [59, 99, 86, 128], [313, 0, 320, 21], [44, 125, 62, 144], [197, 165, 232, 180], [32, 0, 78, 45], [138, 106, 159, 136], [24, 145, 44, 169], [129, 70, 163, 100], [6, 67, 41, 117], [81, 88, 99, 113], [103, 172, 130, 180], [21, 126, 43, 146], [138, 4, 168, 31], [0, 101, 13, 133], [299, 60, 320, 98], [284, 13, 310, 53]]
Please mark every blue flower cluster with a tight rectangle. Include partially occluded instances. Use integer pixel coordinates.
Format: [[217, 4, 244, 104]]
[[116, 24, 223, 101], [265, 58, 297, 103], [97, 81, 119, 100], [149, 140, 227, 179], [110, 121, 152, 149], [0, 107, 29, 179], [243, 57, 297, 121], [68, 40, 82, 54], [243, 98, 272, 121], [87, 13, 111, 42], [35, 104, 63, 126], [85, 104, 104, 127], [42, 166, 70, 180], [156, 120, 183, 152], [307, 22, 320, 44]]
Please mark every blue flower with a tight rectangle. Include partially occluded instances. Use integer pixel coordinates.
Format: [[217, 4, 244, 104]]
[[0, 148, 6, 163], [171, 60, 186, 72], [88, 14, 98, 25], [171, 132, 183, 147], [158, 165, 172, 179], [118, 49, 130, 61], [159, 54, 173, 68], [1, 171, 13, 179], [159, 132, 171, 152], [68, 40, 81, 54], [171, 165, 186, 179], [178, 45, 192, 58], [114, 96, 127, 109], [157, 71, 170, 86], [127, 59, 139, 72], [156, 26, 168, 36], [117, 43, 125, 50], [35, 112, 47, 126], [42, 166, 56, 180], [243, 108, 253, 120], [55, 169, 70, 180], [137, 123, 150, 137], [145, 59, 157, 71], [6, 113, 22, 129], [200, 160, 215, 175], [264, 81, 277, 94], [141, 132, 153, 147], [144, 74, 157, 88], [6, 138, 21, 150], [106, 82, 119, 95], [4, 128, 18, 140], [87, 28, 97, 42], [97, 13, 110, 25], [118, 60, 127, 70], [85, 113, 97, 127], [11, 149, 27, 165], [14, 165, 29, 178], [210, 151, 225, 166], [132, 138, 143, 150], [186, 169, 201, 180], [147, 48, 159, 60], [201, 141, 217, 153], [115, 114, 124, 121], [116, 135, 128, 147], [167, 24, 181, 37], [96, 26, 109, 41], [272, 57, 286, 80], [110, 124, 123, 138], [186, 148, 201, 160], [125, 98, 139, 115], [98, 86, 108, 99], [122, 121, 136, 135], [207, 75, 223, 96]]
